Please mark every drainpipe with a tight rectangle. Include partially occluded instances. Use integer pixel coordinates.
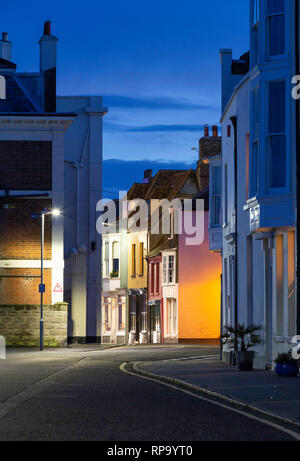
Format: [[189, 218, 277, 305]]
[[230, 116, 238, 328], [296, 0, 300, 335]]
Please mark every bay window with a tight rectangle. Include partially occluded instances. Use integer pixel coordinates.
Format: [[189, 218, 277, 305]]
[[250, 87, 259, 197]]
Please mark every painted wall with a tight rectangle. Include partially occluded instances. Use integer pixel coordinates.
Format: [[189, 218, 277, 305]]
[[127, 231, 148, 290], [57, 95, 106, 340], [178, 211, 221, 340]]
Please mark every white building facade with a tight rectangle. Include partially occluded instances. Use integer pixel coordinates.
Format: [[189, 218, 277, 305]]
[[220, 0, 297, 368]]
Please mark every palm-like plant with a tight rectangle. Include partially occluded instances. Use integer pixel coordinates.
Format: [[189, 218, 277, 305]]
[[222, 324, 262, 352]]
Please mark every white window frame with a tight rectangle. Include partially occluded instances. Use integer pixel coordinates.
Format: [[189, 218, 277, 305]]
[[211, 165, 221, 228], [266, 0, 285, 59], [117, 295, 126, 333], [102, 297, 112, 335], [162, 252, 176, 286], [103, 240, 109, 278]]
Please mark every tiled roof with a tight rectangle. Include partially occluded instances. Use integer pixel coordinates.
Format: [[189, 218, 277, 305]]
[[0, 74, 38, 113], [127, 182, 151, 200], [145, 170, 196, 201]]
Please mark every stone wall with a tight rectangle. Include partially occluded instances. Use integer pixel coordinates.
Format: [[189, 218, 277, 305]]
[[0, 303, 67, 346]]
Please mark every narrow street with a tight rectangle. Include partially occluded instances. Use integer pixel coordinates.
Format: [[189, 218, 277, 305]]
[[0, 345, 296, 441]]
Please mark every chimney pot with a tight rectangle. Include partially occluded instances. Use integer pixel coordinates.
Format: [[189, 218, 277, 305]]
[[212, 125, 218, 137], [204, 125, 209, 137], [0, 32, 12, 62], [44, 20, 51, 35], [144, 169, 152, 180]]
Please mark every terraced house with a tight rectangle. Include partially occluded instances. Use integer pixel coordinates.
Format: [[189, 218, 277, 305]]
[[220, 0, 298, 368]]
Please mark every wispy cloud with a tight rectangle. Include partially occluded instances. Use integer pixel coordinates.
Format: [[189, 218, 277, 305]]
[[103, 158, 197, 198], [103, 95, 216, 111], [104, 122, 204, 133]]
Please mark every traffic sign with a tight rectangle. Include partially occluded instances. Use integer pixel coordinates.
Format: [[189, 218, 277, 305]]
[[53, 283, 63, 293]]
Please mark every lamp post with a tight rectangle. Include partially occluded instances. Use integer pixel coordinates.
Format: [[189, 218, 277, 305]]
[[40, 209, 61, 351]]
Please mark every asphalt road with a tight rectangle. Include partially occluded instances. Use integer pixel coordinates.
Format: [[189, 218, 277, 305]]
[[0, 345, 296, 441]]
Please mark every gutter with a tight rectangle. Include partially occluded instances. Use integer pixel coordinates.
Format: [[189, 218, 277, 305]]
[[296, 0, 300, 335], [230, 116, 238, 328]]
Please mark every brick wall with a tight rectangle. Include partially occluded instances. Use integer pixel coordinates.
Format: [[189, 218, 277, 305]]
[[0, 303, 67, 346], [0, 198, 52, 260], [0, 141, 52, 190], [0, 268, 51, 305]]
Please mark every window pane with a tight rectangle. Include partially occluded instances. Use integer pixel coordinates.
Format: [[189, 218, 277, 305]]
[[113, 258, 119, 274], [269, 81, 285, 133], [213, 166, 221, 194], [213, 196, 221, 226], [270, 135, 286, 188], [251, 142, 258, 196], [268, 0, 284, 14], [105, 242, 109, 258], [112, 241, 119, 258], [269, 15, 285, 56]]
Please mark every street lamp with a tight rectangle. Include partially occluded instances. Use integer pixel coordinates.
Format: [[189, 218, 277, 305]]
[[40, 209, 61, 351]]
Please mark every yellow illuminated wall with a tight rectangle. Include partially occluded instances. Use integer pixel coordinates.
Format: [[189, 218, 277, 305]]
[[178, 211, 221, 340], [127, 231, 148, 290]]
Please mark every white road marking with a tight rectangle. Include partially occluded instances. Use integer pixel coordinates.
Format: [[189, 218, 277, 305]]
[[120, 362, 300, 441]]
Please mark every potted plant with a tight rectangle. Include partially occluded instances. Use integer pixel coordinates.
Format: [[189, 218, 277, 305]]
[[274, 351, 299, 377], [110, 271, 119, 278], [222, 324, 262, 371]]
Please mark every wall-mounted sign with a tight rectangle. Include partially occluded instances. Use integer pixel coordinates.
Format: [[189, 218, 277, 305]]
[[53, 283, 63, 293]]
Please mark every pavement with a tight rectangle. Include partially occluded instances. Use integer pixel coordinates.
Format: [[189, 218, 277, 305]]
[[136, 356, 300, 427], [0, 344, 298, 441]]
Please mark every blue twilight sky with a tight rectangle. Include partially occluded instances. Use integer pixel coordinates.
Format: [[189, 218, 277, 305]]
[[1, 0, 249, 194]]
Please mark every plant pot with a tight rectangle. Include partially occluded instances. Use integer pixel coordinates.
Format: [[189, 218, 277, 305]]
[[237, 351, 254, 371], [275, 363, 299, 377]]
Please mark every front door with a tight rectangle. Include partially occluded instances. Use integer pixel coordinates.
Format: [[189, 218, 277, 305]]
[[135, 296, 140, 342], [149, 302, 161, 343]]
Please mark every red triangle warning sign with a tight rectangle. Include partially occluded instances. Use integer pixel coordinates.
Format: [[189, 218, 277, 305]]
[[53, 283, 63, 293]]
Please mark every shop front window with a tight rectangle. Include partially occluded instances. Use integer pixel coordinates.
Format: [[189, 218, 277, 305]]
[[118, 295, 126, 331], [103, 297, 112, 332]]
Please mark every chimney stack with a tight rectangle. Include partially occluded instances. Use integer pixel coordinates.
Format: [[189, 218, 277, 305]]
[[39, 20, 57, 72], [212, 125, 218, 137], [143, 169, 152, 183], [39, 20, 58, 112], [0, 32, 12, 62], [204, 125, 209, 137]]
